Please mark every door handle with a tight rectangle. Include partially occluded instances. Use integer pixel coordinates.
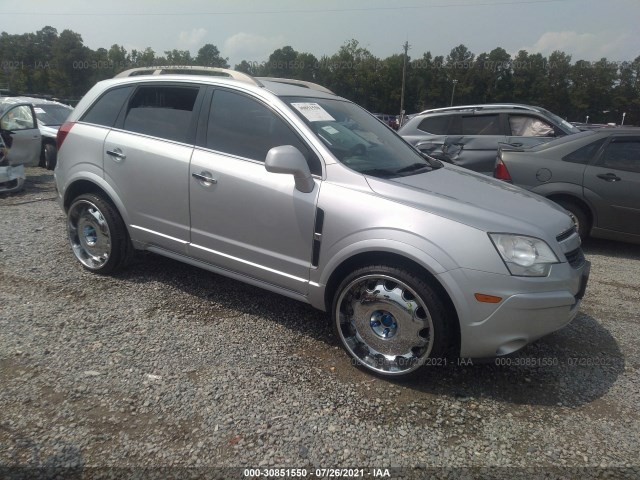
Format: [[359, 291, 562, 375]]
[[192, 172, 217, 184], [106, 148, 126, 161], [597, 173, 621, 182]]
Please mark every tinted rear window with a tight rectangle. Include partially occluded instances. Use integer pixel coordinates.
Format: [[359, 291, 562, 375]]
[[417, 116, 449, 134], [123, 85, 199, 143], [461, 115, 501, 135], [82, 86, 133, 127]]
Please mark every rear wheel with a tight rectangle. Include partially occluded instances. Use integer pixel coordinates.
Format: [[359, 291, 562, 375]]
[[555, 199, 590, 239], [332, 265, 452, 379], [67, 193, 131, 274]]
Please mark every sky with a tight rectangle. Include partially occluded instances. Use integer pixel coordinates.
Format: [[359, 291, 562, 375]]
[[1, 0, 639, 67]]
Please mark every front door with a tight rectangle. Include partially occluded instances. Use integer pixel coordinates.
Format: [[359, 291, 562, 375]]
[[188, 89, 320, 293], [0, 104, 41, 166]]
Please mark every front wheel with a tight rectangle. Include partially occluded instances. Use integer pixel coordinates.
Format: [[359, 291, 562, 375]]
[[332, 265, 453, 379], [67, 193, 131, 274], [555, 199, 590, 239], [44, 143, 57, 170]]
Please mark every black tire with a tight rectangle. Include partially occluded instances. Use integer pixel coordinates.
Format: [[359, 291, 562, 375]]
[[66, 193, 132, 274], [555, 199, 590, 239], [44, 143, 57, 170], [331, 264, 453, 379]]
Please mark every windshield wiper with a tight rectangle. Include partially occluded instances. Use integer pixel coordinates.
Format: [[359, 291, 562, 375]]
[[394, 162, 432, 174], [359, 168, 400, 178]]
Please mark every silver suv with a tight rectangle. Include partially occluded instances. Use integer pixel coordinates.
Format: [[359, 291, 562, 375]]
[[55, 68, 590, 378]]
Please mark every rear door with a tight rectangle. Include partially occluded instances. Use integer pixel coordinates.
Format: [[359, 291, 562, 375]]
[[0, 104, 41, 166], [103, 83, 204, 252], [447, 113, 506, 174], [583, 135, 640, 235], [188, 88, 320, 293]]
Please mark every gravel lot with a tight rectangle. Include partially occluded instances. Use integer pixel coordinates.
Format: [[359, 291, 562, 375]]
[[1, 168, 639, 478]]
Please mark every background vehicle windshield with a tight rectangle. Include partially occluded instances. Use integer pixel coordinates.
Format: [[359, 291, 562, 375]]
[[34, 104, 73, 126], [537, 107, 581, 134], [283, 96, 432, 178]]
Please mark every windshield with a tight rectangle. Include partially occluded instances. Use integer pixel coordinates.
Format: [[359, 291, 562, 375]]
[[537, 107, 581, 134], [34, 104, 73, 126], [283, 96, 437, 178]]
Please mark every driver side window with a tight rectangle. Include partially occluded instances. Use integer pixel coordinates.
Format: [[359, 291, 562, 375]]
[[205, 90, 321, 175]]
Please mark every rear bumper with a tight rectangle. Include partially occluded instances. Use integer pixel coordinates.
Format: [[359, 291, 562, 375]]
[[0, 164, 26, 193], [439, 261, 589, 358]]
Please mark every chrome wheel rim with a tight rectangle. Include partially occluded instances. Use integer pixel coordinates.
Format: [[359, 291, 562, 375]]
[[336, 275, 434, 375], [68, 200, 111, 269]]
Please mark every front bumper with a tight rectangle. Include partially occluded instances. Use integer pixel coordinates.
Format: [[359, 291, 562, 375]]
[[439, 260, 590, 358], [0, 164, 26, 193]]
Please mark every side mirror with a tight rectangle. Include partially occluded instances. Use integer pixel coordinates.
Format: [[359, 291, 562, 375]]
[[265, 145, 315, 193]]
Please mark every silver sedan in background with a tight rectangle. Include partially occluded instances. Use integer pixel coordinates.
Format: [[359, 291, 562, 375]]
[[495, 128, 640, 243]]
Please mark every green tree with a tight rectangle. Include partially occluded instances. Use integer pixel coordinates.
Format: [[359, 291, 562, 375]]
[[195, 44, 229, 68]]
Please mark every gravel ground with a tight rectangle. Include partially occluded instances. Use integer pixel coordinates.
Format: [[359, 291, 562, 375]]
[[1, 168, 639, 479]]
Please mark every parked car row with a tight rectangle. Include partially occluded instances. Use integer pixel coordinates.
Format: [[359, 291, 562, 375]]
[[0, 96, 73, 193]]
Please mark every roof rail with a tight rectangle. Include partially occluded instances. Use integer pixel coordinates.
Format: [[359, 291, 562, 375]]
[[256, 77, 334, 94], [419, 104, 541, 115], [114, 66, 263, 87]]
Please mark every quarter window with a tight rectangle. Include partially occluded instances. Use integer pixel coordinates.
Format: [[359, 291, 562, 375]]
[[205, 90, 320, 174], [461, 115, 501, 135], [417, 116, 449, 134], [82, 87, 133, 127], [562, 138, 606, 164], [122, 86, 199, 143], [598, 138, 640, 173]]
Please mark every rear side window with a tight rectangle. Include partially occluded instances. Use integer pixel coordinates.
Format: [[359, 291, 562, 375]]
[[461, 115, 501, 135], [417, 116, 449, 134], [82, 86, 133, 127], [205, 89, 321, 174], [122, 86, 199, 143], [562, 138, 606, 164], [598, 138, 640, 173]]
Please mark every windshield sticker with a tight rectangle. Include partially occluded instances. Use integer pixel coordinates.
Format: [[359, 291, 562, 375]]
[[321, 125, 340, 135], [291, 103, 335, 122], [34, 107, 46, 113]]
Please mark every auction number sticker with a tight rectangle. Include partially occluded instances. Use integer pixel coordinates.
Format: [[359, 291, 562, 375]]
[[291, 102, 335, 122]]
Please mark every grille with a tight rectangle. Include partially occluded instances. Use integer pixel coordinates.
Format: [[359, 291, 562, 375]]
[[565, 248, 586, 269], [556, 226, 577, 243]]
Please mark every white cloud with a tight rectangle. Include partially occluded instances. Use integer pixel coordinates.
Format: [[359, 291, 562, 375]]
[[222, 32, 286, 65], [177, 28, 208, 50], [520, 30, 639, 61]]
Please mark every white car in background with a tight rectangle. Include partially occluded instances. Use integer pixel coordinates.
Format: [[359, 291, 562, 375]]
[[0, 96, 73, 193]]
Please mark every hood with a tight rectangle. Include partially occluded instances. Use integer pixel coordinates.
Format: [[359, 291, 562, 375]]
[[365, 164, 573, 240]]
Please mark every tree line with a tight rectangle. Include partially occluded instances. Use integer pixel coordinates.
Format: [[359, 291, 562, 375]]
[[1, 27, 639, 125]]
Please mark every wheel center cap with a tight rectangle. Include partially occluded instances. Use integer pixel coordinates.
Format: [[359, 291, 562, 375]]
[[83, 224, 98, 246], [370, 310, 398, 339]]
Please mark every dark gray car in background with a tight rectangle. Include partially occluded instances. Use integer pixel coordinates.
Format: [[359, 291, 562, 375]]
[[399, 104, 581, 175], [494, 128, 640, 244]]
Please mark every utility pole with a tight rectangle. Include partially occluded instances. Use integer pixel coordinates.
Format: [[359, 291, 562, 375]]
[[450, 79, 458, 106], [400, 41, 410, 126]]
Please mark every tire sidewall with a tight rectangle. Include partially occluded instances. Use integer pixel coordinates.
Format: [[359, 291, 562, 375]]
[[331, 264, 451, 379]]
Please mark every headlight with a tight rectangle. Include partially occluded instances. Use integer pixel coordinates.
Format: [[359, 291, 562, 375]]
[[489, 233, 559, 277]]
